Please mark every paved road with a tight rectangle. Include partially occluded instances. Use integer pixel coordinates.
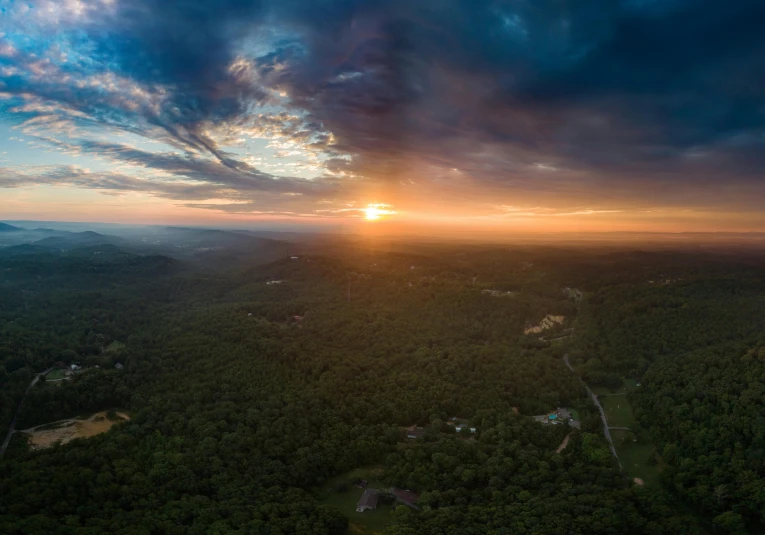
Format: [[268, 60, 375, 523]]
[[563, 354, 622, 468], [0, 367, 53, 458]]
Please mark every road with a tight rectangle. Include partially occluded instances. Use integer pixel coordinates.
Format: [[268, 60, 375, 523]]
[[0, 367, 53, 458], [563, 354, 622, 468]]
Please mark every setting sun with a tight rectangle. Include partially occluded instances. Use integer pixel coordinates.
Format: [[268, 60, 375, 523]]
[[365, 206, 382, 220], [364, 204, 395, 221]]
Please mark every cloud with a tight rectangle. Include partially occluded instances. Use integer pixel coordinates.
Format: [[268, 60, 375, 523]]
[[1, 0, 765, 218]]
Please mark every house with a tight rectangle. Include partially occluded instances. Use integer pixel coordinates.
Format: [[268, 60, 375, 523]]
[[266, 280, 283, 285], [70, 364, 80, 371], [115, 363, 124, 370], [354, 479, 368, 489], [455, 424, 477, 434], [406, 426, 425, 439], [557, 407, 572, 420], [290, 256, 299, 260], [533, 408, 581, 428], [392, 489, 420, 510], [356, 489, 379, 512]]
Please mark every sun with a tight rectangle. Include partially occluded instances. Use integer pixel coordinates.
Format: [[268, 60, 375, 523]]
[[363, 204, 395, 221], [365, 206, 382, 220]]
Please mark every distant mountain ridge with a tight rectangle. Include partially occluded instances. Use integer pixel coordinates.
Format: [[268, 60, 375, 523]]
[[33, 231, 127, 249], [0, 223, 23, 232]]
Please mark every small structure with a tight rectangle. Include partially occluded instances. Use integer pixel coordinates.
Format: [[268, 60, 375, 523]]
[[354, 479, 368, 489], [248, 313, 253, 317], [455, 424, 477, 434], [266, 280, 283, 285], [115, 363, 124, 370], [356, 489, 379, 513], [290, 256, 299, 260], [292, 315, 304, 322], [406, 426, 425, 439], [392, 489, 420, 510], [70, 364, 80, 371]]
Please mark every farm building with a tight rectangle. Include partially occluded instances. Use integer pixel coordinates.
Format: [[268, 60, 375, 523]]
[[356, 489, 379, 512]]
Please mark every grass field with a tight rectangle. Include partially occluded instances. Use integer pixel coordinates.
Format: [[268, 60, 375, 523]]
[[105, 341, 126, 353], [318, 468, 395, 535], [600, 395, 636, 428], [45, 369, 67, 380], [623, 378, 641, 391], [591, 385, 615, 396], [591, 378, 640, 396], [612, 429, 660, 487]]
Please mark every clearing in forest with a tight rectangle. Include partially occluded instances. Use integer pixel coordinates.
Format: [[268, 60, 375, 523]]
[[318, 468, 394, 535], [21, 411, 130, 449], [612, 429, 660, 487], [600, 396, 636, 428], [45, 369, 67, 380], [524, 315, 564, 334]]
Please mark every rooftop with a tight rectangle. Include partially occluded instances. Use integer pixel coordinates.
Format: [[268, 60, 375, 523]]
[[357, 489, 379, 509]]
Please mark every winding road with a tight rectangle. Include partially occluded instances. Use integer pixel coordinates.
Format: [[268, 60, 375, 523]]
[[563, 354, 622, 468], [0, 367, 53, 458]]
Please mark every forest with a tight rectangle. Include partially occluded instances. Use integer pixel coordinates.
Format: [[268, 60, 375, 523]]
[[1, 229, 764, 534]]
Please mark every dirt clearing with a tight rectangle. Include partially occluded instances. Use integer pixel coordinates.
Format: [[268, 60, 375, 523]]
[[21, 411, 130, 450], [555, 432, 572, 454], [524, 315, 565, 334]]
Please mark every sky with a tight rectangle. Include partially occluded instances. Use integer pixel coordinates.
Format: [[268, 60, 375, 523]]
[[2, 0, 765, 233]]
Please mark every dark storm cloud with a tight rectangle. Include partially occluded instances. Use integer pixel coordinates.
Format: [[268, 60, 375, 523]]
[[2, 0, 765, 210], [261, 0, 765, 177]]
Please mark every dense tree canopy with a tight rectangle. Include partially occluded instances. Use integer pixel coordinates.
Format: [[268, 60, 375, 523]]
[[4, 239, 762, 533]]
